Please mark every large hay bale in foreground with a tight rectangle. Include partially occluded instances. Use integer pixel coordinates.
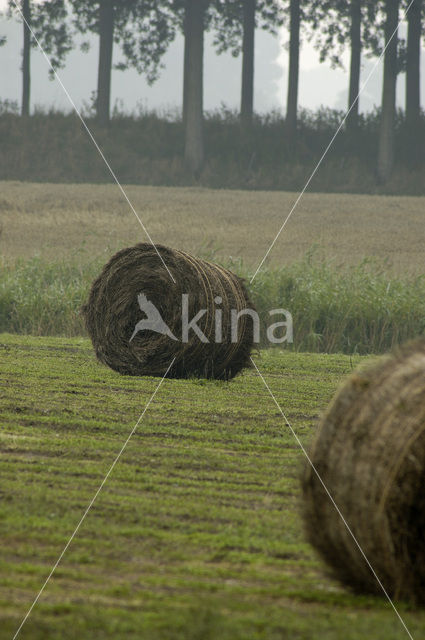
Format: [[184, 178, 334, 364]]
[[302, 340, 425, 604], [82, 243, 255, 380]]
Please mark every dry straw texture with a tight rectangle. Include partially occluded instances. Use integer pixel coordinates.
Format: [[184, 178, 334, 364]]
[[302, 339, 425, 604], [82, 243, 255, 380]]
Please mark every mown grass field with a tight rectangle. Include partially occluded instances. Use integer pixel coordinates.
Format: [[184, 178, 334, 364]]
[[1, 333, 424, 639]]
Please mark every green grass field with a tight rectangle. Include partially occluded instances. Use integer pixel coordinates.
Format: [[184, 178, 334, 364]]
[[1, 333, 424, 639]]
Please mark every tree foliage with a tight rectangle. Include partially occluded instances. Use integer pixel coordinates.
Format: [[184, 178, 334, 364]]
[[33, 0, 73, 75], [210, 0, 285, 57], [7, 0, 73, 75], [306, 0, 380, 69], [70, 0, 178, 84]]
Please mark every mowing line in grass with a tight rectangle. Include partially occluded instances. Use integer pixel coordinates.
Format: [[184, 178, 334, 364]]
[[12, 358, 176, 640]]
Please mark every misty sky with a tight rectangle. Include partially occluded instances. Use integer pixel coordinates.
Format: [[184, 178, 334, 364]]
[[1, 6, 423, 116]]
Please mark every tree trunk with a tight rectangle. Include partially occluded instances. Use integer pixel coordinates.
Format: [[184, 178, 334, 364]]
[[347, 0, 361, 132], [97, 0, 114, 126], [377, 0, 399, 183], [184, 0, 204, 175], [406, 0, 421, 133], [241, 0, 255, 125], [286, 0, 300, 143], [21, 0, 31, 117]]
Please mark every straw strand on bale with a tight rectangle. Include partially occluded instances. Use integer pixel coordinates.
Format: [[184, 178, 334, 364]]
[[302, 339, 425, 604], [82, 243, 255, 380]]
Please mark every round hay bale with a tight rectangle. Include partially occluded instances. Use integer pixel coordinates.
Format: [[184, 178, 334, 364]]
[[302, 339, 425, 604], [82, 243, 255, 380]]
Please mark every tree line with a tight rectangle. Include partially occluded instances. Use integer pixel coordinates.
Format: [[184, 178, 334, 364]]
[[2, 0, 424, 184]]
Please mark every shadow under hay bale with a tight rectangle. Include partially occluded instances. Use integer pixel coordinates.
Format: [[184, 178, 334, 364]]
[[82, 243, 255, 380], [302, 339, 425, 604]]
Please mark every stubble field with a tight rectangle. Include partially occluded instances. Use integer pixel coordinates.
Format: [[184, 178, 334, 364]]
[[1, 181, 424, 273]]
